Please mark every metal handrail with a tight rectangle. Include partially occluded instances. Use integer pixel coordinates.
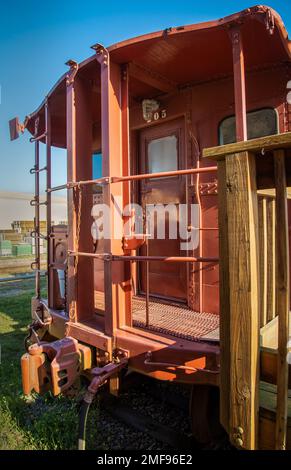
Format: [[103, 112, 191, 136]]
[[30, 230, 48, 240], [111, 166, 217, 183], [30, 198, 47, 207], [67, 251, 219, 263], [30, 165, 47, 175], [46, 166, 217, 193], [29, 132, 47, 143]]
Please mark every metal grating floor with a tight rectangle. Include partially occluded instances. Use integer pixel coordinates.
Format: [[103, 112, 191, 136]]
[[94, 291, 219, 342]]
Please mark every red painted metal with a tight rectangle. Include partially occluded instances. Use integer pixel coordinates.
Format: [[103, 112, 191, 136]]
[[111, 165, 217, 182], [229, 25, 247, 142], [66, 61, 78, 322], [46, 100, 53, 307], [22, 337, 91, 395], [67, 251, 218, 263]]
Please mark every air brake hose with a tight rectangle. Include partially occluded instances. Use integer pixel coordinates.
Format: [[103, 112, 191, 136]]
[[78, 391, 95, 450]]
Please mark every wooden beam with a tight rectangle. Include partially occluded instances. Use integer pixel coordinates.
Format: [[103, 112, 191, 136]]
[[266, 198, 276, 323], [128, 62, 176, 93], [217, 160, 230, 432], [226, 151, 260, 449], [258, 196, 268, 327], [274, 149, 290, 450], [203, 132, 291, 161]]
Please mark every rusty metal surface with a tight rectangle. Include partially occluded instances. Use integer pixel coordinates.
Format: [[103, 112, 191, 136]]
[[22, 337, 92, 396], [94, 291, 219, 342], [132, 296, 219, 342]]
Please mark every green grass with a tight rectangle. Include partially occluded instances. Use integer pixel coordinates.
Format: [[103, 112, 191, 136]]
[[0, 282, 147, 451], [0, 285, 81, 450]]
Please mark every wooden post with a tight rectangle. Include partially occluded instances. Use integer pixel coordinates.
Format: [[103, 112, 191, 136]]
[[217, 160, 230, 432], [274, 149, 289, 450], [266, 198, 276, 323], [258, 196, 268, 327], [226, 151, 260, 449]]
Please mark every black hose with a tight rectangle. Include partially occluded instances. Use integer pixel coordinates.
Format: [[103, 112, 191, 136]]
[[78, 399, 91, 450]]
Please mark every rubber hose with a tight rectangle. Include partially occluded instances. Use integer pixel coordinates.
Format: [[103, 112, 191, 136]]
[[78, 400, 91, 450]]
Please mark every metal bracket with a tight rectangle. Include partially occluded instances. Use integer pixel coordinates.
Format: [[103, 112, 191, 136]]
[[30, 165, 47, 174], [84, 353, 129, 402], [199, 181, 218, 196], [30, 198, 47, 207], [91, 43, 109, 67], [65, 59, 79, 86]]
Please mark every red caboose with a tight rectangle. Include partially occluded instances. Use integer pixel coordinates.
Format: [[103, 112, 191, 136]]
[[11, 5, 291, 449]]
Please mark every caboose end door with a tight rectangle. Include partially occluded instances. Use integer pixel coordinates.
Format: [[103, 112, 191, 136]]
[[138, 119, 187, 302]]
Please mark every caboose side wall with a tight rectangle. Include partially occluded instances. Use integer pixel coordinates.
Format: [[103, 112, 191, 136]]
[[54, 62, 290, 317], [116, 64, 289, 315]]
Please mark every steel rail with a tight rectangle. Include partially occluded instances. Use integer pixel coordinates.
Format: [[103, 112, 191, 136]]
[[68, 251, 219, 263], [47, 166, 217, 193]]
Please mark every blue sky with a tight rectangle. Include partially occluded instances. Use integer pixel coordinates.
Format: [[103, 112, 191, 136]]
[[0, 0, 290, 193]]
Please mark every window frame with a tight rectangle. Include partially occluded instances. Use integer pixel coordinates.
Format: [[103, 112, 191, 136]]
[[218, 107, 279, 146]]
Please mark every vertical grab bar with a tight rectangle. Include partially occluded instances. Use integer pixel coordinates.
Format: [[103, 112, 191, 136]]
[[34, 140, 41, 298], [45, 100, 52, 307]]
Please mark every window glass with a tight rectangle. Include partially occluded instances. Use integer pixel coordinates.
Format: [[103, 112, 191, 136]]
[[219, 108, 278, 145], [92, 153, 103, 205], [147, 135, 178, 174], [92, 152, 102, 179]]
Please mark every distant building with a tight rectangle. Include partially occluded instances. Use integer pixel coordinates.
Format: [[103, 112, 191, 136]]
[[0, 191, 67, 230]]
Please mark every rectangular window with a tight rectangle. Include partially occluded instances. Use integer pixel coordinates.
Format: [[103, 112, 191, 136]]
[[147, 135, 178, 175], [219, 108, 278, 145]]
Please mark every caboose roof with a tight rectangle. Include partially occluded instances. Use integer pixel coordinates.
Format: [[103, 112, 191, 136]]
[[25, 5, 291, 147]]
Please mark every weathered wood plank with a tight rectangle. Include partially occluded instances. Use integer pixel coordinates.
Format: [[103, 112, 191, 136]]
[[217, 160, 230, 432], [226, 151, 260, 449], [259, 381, 291, 450], [266, 198, 276, 323], [274, 149, 290, 450], [258, 196, 268, 327], [203, 132, 291, 161]]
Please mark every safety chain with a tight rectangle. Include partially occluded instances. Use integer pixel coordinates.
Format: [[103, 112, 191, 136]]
[[69, 184, 82, 322], [75, 183, 83, 272]]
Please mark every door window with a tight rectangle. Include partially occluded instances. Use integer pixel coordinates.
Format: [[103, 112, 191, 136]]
[[147, 135, 178, 175]]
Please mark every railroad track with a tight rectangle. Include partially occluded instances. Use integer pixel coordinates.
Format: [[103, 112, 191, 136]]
[[90, 374, 198, 450], [103, 395, 196, 449], [93, 374, 230, 450]]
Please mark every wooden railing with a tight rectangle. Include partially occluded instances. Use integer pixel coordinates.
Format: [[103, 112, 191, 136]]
[[203, 132, 291, 450], [258, 193, 276, 328]]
